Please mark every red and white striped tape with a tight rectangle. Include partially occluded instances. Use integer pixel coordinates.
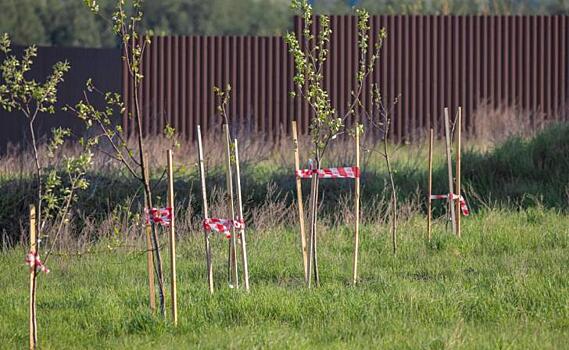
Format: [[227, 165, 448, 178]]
[[296, 166, 360, 179], [203, 218, 245, 238], [25, 251, 50, 274], [145, 207, 173, 226], [430, 194, 470, 216]]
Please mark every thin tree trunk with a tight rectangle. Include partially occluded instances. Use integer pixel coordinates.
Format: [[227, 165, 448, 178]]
[[312, 174, 320, 287], [384, 139, 397, 255], [443, 108, 457, 234], [306, 171, 316, 288], [135, 81, 166, 317], [307, 156, 321, 287], [28, 118, 42, 246], [29, 205, 37, 350], [144, 186, 166, 317], [223, 124, 239, 288]]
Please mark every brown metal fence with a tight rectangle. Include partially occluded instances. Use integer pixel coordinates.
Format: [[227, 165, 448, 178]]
[[0, 46, 121, 151], [115, 16, 569, 141]]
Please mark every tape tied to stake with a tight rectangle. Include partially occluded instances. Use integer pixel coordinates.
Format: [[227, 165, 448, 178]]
[[145, 207, 173, 227], [203, 218, 245, 238], [430, 194, 470, 216], [296, 166, 360, 179], [25, 251, 50, 274]]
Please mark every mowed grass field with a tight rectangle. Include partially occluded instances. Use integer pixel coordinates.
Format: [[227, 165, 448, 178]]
[[1, 210, 568, 349]]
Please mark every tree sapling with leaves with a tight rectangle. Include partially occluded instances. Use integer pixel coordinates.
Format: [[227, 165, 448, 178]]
[[285, 0, 386, 287], [68, 0, 169, 317]]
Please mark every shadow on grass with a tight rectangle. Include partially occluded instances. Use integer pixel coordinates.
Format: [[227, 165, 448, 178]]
[[1, 124, 568, 244]]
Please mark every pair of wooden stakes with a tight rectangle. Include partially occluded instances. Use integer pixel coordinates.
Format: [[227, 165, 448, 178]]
[[144, 124, 252, 325], [427, 107, 465, 240], [196, 124, 250, 293], [145, 123, 251, 329], [291, 121, 362, 286], [143, 150, 178, 325]]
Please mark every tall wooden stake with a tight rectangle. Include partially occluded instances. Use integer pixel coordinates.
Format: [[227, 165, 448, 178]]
[[167, 150, 177, 326], [427, 128, 434, 242], [143, 154, 156, 312], [291, 121, 308, 282], [234, 139, 250, 291], [197, 126, 213, 293], [455, 107, 462, 238], [443, 108, 457, 234], [310, 170, 320, 287], [29, 205, 37, 350], [145, 224, 156, 311], [306, 169, 317, 288], [223, 124, 239, 288], [352, 127, 361, 285]]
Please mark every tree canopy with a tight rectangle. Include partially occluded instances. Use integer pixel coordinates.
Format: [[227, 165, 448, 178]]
[[0, 0, 566, 48]]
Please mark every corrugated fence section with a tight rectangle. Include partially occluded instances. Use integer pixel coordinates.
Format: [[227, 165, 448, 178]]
[[0, 46, 121, 151], [124, 36, 294, 140], [124, 15, 569, 141]]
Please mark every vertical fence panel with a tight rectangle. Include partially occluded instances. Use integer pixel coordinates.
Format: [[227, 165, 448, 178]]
[[558, 16, 569, 120]]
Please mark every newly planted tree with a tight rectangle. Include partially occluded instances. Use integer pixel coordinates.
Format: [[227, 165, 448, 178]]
[[0, 34, 92, 349], [68, 0, 168, 316], [285, 0, 385, 286]]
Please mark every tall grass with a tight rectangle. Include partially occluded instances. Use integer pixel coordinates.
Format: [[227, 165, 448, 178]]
[[1, 123, 568, 247]]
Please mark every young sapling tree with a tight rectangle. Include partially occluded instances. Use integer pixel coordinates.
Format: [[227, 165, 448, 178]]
[[68, 0, 168, 316], [285, 0, 386, 286]]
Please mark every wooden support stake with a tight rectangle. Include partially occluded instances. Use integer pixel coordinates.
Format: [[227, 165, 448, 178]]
[[29, 205, 37, 350], [443, 108, 457, 234], [352, 128, 361, 285], [306, 169, 317, 288], [197, 126, 213, 293], [145, 224, 156, 311], [234, 139, 250, 291], [312, 175, 320, 287], [291, 121, 308, 282], [223, 124, 239, 288], [455, 107, 462, 238], [167, 150, 177, 326], [143, 152, 157, 312], [307, 162, 320, 288], [427, 129, 434, 242]]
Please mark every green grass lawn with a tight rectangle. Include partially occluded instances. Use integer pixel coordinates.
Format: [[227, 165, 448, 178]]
[[1, 209, 568, 349]]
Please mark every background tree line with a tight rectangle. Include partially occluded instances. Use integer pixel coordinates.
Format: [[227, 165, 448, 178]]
[[0, 0, 567, 48]]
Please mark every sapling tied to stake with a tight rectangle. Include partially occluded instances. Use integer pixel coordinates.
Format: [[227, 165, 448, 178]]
[[213, 84, 240, 289], [285, 0, 386, 286], [0, 34, 92, 350], [68, 0, 168, 317]]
